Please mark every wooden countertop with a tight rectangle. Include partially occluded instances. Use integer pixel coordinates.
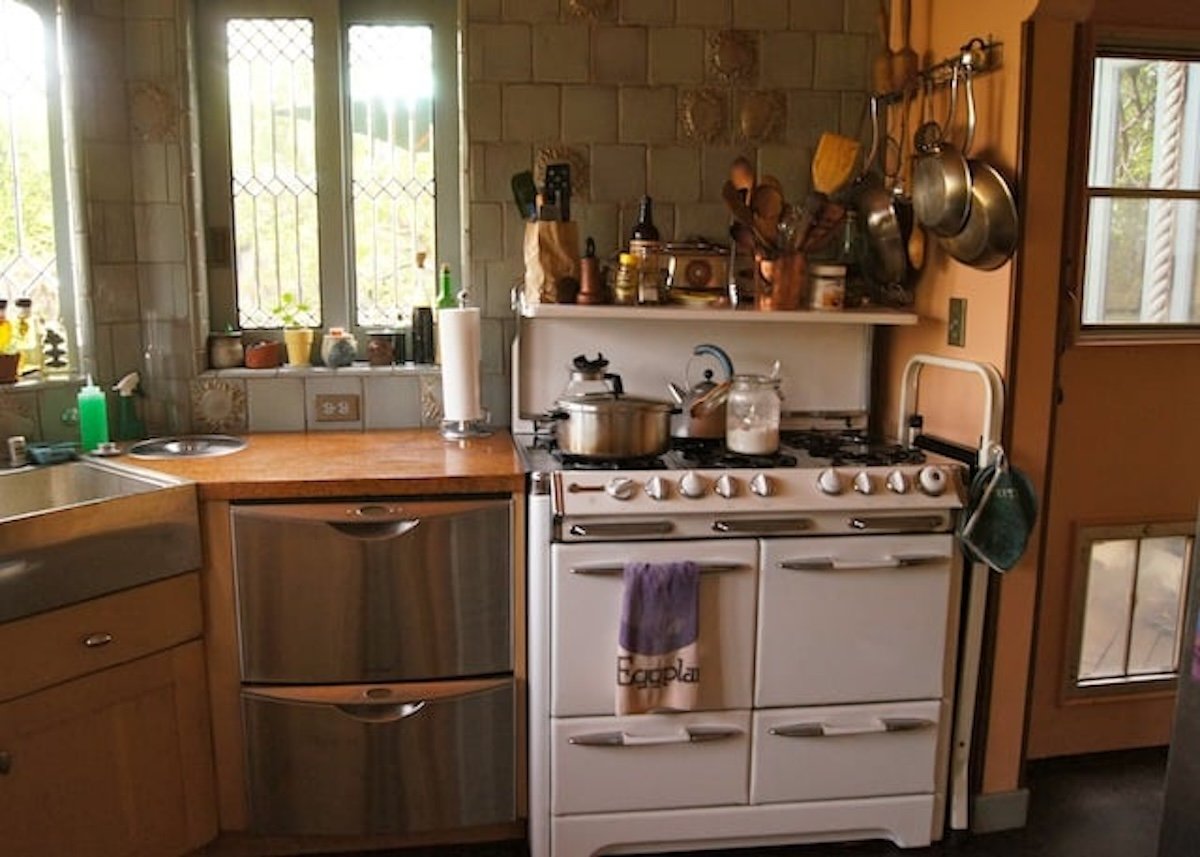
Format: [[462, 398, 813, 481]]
[[128, 429, 525, 500]]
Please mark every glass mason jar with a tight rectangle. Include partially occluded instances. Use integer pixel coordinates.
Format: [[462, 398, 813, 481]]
[[725, 374, 782, 455]]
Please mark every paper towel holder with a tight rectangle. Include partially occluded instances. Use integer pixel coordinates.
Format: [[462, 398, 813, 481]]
[[440, 288, 493, 441]]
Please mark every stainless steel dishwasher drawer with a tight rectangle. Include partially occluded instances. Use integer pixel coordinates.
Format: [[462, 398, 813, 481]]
[[242, 679, 516, 836], [232, 499, 512, 683]]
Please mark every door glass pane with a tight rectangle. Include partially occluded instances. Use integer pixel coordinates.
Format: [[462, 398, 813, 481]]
[[0, 0, 61, 319], [1082, 197, 1200, 324], [226, 18, 320, 329], [1078, 539, 1137, 682], [1129, 536, 1190, 676], [1088, 59, 1200, 191], [347, 24, 436, 328]]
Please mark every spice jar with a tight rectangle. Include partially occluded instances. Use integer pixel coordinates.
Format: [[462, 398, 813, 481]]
[[725, 374, 782, 455], [809, 264, 847, 310], [612, 252, 639, 306]]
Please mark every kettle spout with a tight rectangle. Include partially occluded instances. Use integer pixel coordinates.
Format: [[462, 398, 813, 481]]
[[666, 381, 686, 406]]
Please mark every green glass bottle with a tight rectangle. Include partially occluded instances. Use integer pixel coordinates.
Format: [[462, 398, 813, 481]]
[[436, 263, 456, 311]]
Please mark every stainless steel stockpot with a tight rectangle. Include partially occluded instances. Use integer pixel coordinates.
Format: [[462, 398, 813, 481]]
[[551, 392, 674, 459]]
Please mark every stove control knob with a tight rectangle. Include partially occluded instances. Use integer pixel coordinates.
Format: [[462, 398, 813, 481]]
[[678, 471, 709, 499], [644, 475, 670, 501], [853, 471, 875, 495], [886, 470, 910, 494], [917, 466, 948, 497], [714, 474, 739, 499], [749, 473, 774, 497], [816, 468, 843, 496], [605, 477, 637, 501]]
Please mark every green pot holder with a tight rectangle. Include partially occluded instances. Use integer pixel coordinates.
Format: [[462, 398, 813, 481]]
[[958, 452, 1038, 572]]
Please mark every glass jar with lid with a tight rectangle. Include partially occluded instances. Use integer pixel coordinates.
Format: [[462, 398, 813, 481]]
[[725, 373, 782, 455]]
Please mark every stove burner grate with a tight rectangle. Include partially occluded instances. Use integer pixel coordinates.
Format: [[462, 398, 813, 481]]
[[551, 450, 669, 470], [674, 443, 798, 469], [781, 430, 925, 467]]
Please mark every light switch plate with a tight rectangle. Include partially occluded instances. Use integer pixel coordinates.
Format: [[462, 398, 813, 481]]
[[315, 393, 361, 422], [948, 297, 967, 347]]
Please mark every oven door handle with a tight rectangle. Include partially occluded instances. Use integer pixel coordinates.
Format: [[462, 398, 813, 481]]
[[569, 562, 746, 576], [778, 554, 948, 572], [568, 725, 743, 747], [848, 515, 946, 532], [712, 518, 813, 534], [769, 717, 934, 738], [568, 521, 675, 538]]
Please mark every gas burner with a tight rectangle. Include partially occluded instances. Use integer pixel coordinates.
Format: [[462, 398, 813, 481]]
[[781, 430, 925, 468], [673, 442, 798, 470], [551, 450, 669, 470]]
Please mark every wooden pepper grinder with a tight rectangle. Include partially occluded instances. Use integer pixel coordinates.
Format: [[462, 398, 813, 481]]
[[576, 237, 605, 304]]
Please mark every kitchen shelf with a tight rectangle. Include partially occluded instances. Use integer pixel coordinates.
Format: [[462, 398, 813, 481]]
[[519, 303, 919, 326]]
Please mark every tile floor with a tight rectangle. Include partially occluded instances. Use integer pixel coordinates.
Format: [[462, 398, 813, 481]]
[[330, 747, 1169, 857]]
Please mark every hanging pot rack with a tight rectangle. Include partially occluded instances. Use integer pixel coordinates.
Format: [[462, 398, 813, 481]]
[[878, 36, 1004, 103]]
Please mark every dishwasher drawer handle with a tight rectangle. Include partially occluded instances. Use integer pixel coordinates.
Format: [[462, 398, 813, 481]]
[[327, 518, 421, 541], [82, 632, 114, 648], [333, 700, 427, 723], [712, 518, 813, 534], [568, 521, 674, 538], [848, 515, 945, 532], [568, 725, 742, 747], [769, 717, 934, 738], [570, 562, 745, 576], [778, 554, 947, 572]]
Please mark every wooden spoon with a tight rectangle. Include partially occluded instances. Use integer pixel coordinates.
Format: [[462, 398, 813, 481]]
[[891, 0, 918, 91], [750, 183, 785, 245], [722, 179, 774, 252], [871, 0, 893, 94]]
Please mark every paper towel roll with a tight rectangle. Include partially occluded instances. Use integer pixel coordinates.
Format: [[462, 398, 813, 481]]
[[438, 307, 483, 422]]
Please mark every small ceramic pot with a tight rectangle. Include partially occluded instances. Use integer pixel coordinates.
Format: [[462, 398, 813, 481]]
[[208, 332, 244, 369], [321, 330, 358, 368], [283, 327, 314, 366], [367, 331, 397, 366], [244, 340, 284, 369]]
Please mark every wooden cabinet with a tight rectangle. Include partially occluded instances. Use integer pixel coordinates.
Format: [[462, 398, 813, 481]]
[[0, 583, 217, 857]]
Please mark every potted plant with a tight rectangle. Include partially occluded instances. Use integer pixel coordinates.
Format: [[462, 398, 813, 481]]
[[272, 293, 314, 366]]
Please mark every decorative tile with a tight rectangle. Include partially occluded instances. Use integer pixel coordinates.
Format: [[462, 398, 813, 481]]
[[736, 90, 786, 144], [190, 377, 247, 433], [535, 145, 589, 199], [567, 0, 614, 21], [708, 30, 757, 84], [129, 81, 178, 142], [420, 374, 444, 426], [679, 88, 728, 143]]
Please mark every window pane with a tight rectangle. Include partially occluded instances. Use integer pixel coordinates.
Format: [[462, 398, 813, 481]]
[[348, 24, 436, 328], [1129, 536, 1190, 676], [226, 18, 320, 329], [1089, 59, 1200, 191], [1078, 539, 1137, 682], [1082, 197, 1200, 324], [0, 0, 60, 319]]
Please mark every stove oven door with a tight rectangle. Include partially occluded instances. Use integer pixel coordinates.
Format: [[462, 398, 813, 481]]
[[756, 535, 957, 708], [550, 539, 758, 716]]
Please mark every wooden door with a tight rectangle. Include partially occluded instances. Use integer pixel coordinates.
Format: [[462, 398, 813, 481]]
[[1025, 31, 1200, 757], [0, 642, 218, 856]]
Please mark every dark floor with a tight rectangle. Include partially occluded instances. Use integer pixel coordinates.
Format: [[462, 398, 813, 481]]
[[333, 747, 1169, 857]]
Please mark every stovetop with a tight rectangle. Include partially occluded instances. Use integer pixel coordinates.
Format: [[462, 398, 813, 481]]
[[517, 430, 924, 474]]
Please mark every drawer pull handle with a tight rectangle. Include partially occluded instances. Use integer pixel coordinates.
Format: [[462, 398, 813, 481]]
[[570, 562, 745, 576], [849, 515, 945, 533], [0, 751, 11, 775], [333, 701, 427, 723], [713, 518, 812, 534], [568, 725, 743, 747], [327, 519, 420, 541], [568, 522, 674, 538], [770, 717, 934, 739], [778, 555, 947, 572], [83, 633, 114, 648]]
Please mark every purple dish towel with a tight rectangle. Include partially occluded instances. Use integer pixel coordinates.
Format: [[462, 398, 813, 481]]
[[619, 561, 700, 655]]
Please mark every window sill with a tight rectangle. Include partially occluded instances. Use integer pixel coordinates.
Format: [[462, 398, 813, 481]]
[[0, 373, 84, 393], [202, 362, 441, 379]]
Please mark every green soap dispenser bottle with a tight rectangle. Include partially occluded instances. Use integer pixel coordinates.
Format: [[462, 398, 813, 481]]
[[77, 375, 110, 452], [112, 371, 147, 441]]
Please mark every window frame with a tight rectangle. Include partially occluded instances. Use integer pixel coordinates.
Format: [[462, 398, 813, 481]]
[[196, 0, 462, 338], [1, 0, 82, 367], [1075, 44, 1200, 340]]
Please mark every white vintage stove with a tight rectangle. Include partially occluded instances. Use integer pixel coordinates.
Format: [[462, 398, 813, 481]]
[[515, 307, 1000, 857]]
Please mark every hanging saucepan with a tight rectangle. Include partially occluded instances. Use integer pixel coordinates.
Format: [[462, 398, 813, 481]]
[[856, 94, 908, 288], [912, 63, 974, 237], [938, 159, 1019, 270]]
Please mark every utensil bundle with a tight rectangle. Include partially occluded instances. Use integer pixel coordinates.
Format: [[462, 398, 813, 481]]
[[720, 168, 845, 261]]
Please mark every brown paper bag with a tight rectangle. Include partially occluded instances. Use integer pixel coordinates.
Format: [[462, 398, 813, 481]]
[[524, 221, 580, 304]]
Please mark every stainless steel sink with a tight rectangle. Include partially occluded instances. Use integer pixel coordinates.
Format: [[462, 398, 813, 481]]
[[0, 458, 201, 623], [129, 434, 246, 459]]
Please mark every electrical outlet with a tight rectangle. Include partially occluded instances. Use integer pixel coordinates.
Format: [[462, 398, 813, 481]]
[[315, 393, 360, 422], [948, 297, 967, 347]]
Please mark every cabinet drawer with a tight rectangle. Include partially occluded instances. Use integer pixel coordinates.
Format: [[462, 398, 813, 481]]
[[550, 540, 758, 716], [552, 710, 750, 815], [751, 700, 941, 804], [0, 574, 202, 702], [756, 535, 955, 707], [242, 679, 516, 836]]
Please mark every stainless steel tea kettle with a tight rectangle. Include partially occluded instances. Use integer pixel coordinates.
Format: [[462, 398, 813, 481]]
[[667, 344, 734, 440]]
